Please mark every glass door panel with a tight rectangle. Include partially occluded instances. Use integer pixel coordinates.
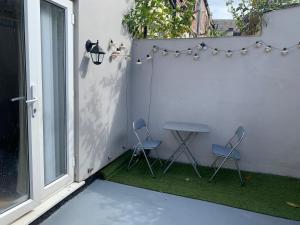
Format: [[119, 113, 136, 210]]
[[0, 0, 29, 214], [40, 0, 67, 186]]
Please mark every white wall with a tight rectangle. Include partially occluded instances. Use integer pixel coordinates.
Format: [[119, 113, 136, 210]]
[[130, 7, 300, 178], [74, 0, 133, 181]]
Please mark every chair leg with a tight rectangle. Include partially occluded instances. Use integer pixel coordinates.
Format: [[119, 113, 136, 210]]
[[154, 149, 163, 166], [142, 149, 155, 177], [209, 157, 228, 182], [211, 157, 220, 169], [234, 160, 244, 186], [127, 148, 137, 170]]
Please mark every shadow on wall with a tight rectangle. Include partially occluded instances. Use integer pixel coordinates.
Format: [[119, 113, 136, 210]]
[[78, 53, 130, 179], [79, 53, 90, 78]]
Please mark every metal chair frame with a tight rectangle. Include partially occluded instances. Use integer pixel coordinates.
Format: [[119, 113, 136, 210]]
[[209, 126, 246, 185], [128, 118, 162, 176]]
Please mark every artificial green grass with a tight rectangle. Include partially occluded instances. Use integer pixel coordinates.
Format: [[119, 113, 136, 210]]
[[100, 151, 300, 221]]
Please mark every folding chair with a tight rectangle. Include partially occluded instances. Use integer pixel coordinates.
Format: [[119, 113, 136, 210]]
[[209, 126, 246, 185], [128, 118, 162, 176]]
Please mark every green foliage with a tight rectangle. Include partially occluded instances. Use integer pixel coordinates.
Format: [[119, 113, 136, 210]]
[[122, 0, 196, 39], [226, 0, 300, 35], [207, 28, 226, 38]]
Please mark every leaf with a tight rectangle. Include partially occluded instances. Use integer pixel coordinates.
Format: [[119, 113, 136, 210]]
[[286, 202, 300, 208]]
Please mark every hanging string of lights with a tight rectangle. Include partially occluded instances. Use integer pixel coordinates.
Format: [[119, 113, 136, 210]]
[[135, 40, 300, 65]]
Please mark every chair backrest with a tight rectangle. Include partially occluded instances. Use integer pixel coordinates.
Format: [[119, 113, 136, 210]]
[[133, 118, 146, 131], [226, 126, 246, 150], [133, 118, 151, 145]]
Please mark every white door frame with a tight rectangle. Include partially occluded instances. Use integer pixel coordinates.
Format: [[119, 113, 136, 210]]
[[0, 0, 74, 224]]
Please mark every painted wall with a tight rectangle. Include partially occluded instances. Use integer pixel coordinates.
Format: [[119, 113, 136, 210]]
[[74, 0, 133, 181], [130, 7, 300, 178]]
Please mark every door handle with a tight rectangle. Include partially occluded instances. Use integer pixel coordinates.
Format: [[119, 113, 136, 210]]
[[26, 97, 38, 118], [27, 84, 38, 118], [26, 98, 38, 104], [11, 96, 25, 102]]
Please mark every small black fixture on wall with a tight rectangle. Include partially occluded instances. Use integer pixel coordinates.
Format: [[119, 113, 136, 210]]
[[85, 40, 106, 65]]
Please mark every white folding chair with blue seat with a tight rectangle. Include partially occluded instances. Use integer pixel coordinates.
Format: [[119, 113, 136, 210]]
[[209, 126, 246, 185], [128, 118, 162, 176]]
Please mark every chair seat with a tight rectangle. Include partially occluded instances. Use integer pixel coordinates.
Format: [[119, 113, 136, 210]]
[[212, 144, 240, 160], [141, 140, 161, 149]]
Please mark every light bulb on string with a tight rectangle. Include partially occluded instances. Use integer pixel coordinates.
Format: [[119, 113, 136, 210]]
[[174, 50, 181, 57], [255, 41, 263, 48], [146, 54, 152, 60], [241, 48, 248, 55], [152, 45, 159, 52], [197, 43, 202, 50], [212, 48, 219, 55], [108, 39, 116, 50], [281, 48, 289, 56], [116, 47, 121, 54], [119, 43, 126, 50], [201, 42, 207, 50], [197, 42, 207, 50], [187, 48, 193, 55], [226, 50, 233, 57], [193, 53, 200, 60], [265, 45, 272, 53], [136, 58, 142, 65], [161, 49, 168, 56]]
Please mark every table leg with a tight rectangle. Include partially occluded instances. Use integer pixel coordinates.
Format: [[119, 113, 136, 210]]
[[163, 131, 192, 165], [176, 131, 202, 178], [164, 130, 202, 178], [183, 149, 202, 178], [176, 131, 200, 166], [163, 148, 184, 174], [164, 139, 184, 164]]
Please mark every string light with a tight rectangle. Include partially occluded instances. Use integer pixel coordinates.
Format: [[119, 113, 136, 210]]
[[193, 53, 200, 60], [161, 49, 168, 56], [119, 43, 126, 50], [256, 41, 263, 48], [241, 48, 248, 55], [265, 45, 272, 53], [134, 40, 299, 65], [108, 39, 117, 50], [116, 47, 121, 54], [146, 54, 152, 60], [281, 48, 289, 56], [174, 50, 181, 57], [197, 42, 207, 50], [152, 45, 159, 52], [226, 50, 233, 57], [201, 42, 207, 50], [197, 43, 202, 50], [187, 48, 193, 55], [212, 48, 219, 55], [136, 58, 142, 65]]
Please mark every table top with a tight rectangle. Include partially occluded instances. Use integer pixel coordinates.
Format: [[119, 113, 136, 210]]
[[164, 121, 210, 133]]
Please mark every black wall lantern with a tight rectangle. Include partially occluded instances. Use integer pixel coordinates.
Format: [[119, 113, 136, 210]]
[[85, 40, 106, 65]]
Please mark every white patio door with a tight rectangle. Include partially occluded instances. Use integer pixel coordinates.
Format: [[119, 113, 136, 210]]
[[37, 0, 74, 200], [0, 0, 74, 224]]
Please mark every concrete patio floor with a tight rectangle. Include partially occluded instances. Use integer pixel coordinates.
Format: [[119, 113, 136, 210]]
[[41, 180, 300, 225]]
